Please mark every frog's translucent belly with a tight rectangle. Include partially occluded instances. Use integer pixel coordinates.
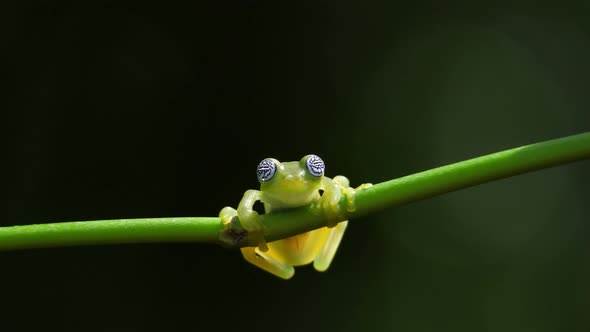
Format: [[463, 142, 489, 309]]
[[265, 227, 332, 266]]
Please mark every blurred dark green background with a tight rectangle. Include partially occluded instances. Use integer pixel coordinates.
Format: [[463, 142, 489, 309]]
[[3, 2, 590, 331]]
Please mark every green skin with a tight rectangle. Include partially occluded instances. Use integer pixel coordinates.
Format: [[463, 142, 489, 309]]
[[220, 155, 371, 279]]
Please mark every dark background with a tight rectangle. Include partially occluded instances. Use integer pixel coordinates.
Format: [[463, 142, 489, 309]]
[[3, 2, 590, 331]]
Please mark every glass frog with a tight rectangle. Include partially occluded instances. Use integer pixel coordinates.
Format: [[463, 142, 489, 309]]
[[219, 154, 371, 279]]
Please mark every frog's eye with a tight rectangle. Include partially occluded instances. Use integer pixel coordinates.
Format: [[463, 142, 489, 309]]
[[256, 158, 277, 182], [305, 155, 325, 177]]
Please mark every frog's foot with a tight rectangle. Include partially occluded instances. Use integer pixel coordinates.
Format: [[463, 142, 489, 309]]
[[250, 232, 269, 253], [319, 176, 346, 228], [313, 220, 348, 272], [218, 207, 248, 247], [332, 175, 350, 188], [241, 247, 295, 280], [321, 177, 373, 228], [219, 206, 238, 225], [320, 192, 342, 228], [344, 183, 373, 212], [238, 210, 269, 252]]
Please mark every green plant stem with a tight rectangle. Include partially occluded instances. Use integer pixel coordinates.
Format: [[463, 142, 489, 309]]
[[1, 132, 589, 251], [0, 218, 220, 251]]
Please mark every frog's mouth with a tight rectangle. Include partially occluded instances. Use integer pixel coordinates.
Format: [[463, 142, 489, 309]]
[[279, 178, 309, 192], [264, 181, 319, 207], [266, 191, 318, 208]]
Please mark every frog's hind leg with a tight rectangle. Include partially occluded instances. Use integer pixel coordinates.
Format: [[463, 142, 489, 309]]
[[313, 220, 348, 272], [240, 247, 295, 280]]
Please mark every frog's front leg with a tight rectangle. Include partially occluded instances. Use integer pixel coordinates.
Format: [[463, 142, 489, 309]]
[[319, 177, 343, 225], [320, 176, 372, 227], [320, 176, 352, 228], [237, 189, 268, 252]]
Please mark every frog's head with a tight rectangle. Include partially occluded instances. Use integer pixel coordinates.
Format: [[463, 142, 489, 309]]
[[256, 154, 325, 205]]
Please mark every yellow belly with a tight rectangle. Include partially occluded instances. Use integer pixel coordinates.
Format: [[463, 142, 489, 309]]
[[265, 227, 332, 266]]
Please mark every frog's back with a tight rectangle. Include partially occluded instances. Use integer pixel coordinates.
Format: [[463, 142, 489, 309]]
[[265, 227, 331, 266]]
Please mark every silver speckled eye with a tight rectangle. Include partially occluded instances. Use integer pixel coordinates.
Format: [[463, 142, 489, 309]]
[[256, 159, 277, 182], [306, 155, 325, 177]]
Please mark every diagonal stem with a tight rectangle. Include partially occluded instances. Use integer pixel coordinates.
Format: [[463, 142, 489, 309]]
[[0, 132, 589, 251]]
